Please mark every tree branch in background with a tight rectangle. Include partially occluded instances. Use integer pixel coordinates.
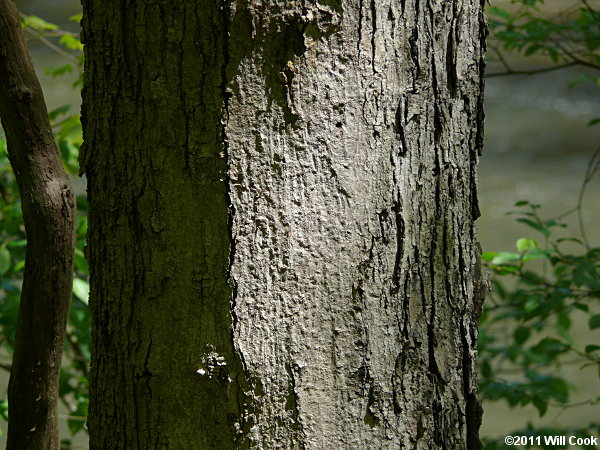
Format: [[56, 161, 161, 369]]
[[486, 43, 600, 77], [22, 26, 79, 63], [487, 61, 579, 77], [0, 0, 77, 448]]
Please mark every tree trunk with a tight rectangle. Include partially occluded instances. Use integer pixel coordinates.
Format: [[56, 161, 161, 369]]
[[0, 1, 77, 448], [82, 0, 486, 448]]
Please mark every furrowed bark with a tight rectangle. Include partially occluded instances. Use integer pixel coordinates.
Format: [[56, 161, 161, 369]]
[[0, 1, 77, 448], [82, 0, 486, 447]]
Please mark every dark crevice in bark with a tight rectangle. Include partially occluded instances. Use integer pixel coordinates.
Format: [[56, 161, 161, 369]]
[[364, 385, 381, 427], [442, 219, 454, 309], [461, 323, 483, 450], [357, 0, 364, 53], [394, 100, 409, 156], [391, 355, 403, 415], [377, 208, 390, 245], [408, 28, 420, 78], [180, 5, 191, 173], [370, 0, 377, 73], [401, 275, 411, 341], [445, 32, 457, 97], [471, 12, 487, 223], [430, 58, 443, 151], [284, 362, 306, 440], [391, 202, 404, 292]]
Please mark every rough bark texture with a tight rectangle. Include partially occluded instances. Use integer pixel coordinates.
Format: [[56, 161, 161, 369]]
[[0, 1, 77, 448], [82, 0, 486, 448]]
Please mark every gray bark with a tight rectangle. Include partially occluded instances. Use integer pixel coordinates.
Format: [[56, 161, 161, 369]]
[[82, 0, 486, 448], [227, 1, 486, 447]]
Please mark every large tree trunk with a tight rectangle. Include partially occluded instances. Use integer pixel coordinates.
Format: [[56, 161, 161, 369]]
[[0, 1, 77, 448], [82, 0, 486, 448]]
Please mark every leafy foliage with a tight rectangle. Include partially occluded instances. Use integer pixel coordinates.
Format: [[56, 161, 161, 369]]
[[488, 0, 600, 89], [480, 201, 600, 448], [481, 1, 600, 446]]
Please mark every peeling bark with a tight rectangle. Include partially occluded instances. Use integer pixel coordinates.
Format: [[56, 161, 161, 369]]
[[83, 0, 486, 447], [0, 1, 77, 448]]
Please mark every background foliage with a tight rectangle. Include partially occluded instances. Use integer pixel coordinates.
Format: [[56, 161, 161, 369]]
[[482, 0, 600, 447]]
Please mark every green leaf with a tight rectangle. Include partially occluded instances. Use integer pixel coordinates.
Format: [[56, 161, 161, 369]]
[[532, 397, 548, 417], [524, 296, 541, 312], [12, 260, 25, 273], [58, 140, 80, 174], [482, 251, 497, 262], [489, 6, 512, 21], [0, 247, 11, 275], [588, 118, 600, 127], [556, 312, 571, 333], [48, 105, 70, 122], [516, 218, 550, 236], [589, 314, 600, 330], [514, 326, 531, 345], [585, 345, 600, 353], [491, 252, 521, 265], [22, 15, 59, 31], [516, 238, 537, 252], [0, 137, 7, 157], [73, 278, 89, 304], [69, 13, 83, 23], [524, 44, 541, 55], [74, 248, 89, 274], [59, 34, 83, 51], [57, 116, 83, 146], [45, 64, 73, 78], [0, 399, 8, 420], [556, 237, 584, 245], [6, 239, 26, 248], [522, 248, 551, 262]]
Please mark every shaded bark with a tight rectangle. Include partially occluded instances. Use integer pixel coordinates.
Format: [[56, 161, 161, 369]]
[[82, 0, 486, 448], [0, 1, 77, 448]]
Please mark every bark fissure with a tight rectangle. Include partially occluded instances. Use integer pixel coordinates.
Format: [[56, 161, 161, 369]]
[[370, 0, 377, 73]]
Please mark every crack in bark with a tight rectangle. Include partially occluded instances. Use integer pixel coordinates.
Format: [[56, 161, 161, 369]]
[[370, 0, 377, 73], [391, 202, 405, 293], [285, 362, 307, 442], [461, 323, 483, 450]]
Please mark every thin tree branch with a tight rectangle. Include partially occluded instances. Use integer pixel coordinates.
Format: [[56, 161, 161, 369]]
[[22, 26, 79, 63], [487, 61, 579, 77], [576, 146, 600, 251], [0, 1, 77, 448]]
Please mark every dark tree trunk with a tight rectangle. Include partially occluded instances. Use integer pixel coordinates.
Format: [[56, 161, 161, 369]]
[[0, 1, 77, 448], [82, 0, 486, 448]]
